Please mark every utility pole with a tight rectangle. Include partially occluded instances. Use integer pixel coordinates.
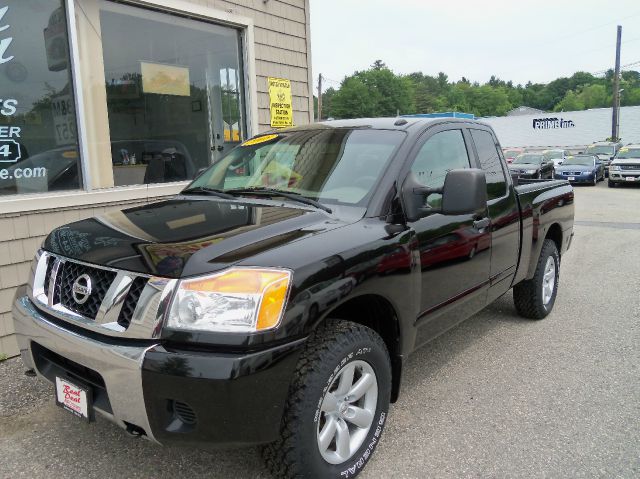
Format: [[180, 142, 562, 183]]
[[317, 73, 323, 122], [611, 25, 622, 141]]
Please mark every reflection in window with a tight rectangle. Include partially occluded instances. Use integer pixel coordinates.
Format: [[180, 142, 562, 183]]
[[410, 129, 470, 208], [0, 0, 80, 196], [220, 68, 242, 144], [99, 2, 246, 186]]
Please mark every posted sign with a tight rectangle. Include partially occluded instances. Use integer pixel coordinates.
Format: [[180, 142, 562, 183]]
[[268, 77, 293, 128]]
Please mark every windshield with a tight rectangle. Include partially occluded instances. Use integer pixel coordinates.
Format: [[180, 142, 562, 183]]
[[186, 128, 405, 206], [616, 147, 640, 159], [504, 149, 521, 157], [543, 150, 563, 159], [586, 145, 615, 156], [563, 155, 594, 166], [513, 154, 543, 164]]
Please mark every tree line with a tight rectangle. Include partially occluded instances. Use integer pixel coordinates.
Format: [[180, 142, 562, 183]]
[[316, 60, 640, 119]]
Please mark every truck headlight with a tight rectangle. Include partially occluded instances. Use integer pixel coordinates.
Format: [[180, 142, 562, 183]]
[[610, 165, 621, 171], [167, 268, 291, 333]]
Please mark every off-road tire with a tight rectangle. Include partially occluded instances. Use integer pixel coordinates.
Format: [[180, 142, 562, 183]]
[[263, 320, 391, 479], [513, 239, 560, 319]]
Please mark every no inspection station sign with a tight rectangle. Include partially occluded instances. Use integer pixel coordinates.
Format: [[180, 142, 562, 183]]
[[268, 77, 293, 128]]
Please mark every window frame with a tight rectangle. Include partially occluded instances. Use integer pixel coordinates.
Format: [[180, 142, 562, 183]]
[[1, 0, 258, 213], [467, 127, 510, 202]]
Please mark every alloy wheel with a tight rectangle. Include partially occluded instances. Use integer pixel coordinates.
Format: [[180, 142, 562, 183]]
[[541, 256, 556, 306], [316, 360, 378, 464]]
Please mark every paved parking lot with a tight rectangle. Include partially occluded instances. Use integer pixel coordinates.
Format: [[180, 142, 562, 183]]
[[1, 182, 639, 478]]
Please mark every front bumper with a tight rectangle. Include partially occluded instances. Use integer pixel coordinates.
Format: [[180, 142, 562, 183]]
[[555, 174, 594, 183], [609, 171, 640, 184], [13, 286, 305, 447]]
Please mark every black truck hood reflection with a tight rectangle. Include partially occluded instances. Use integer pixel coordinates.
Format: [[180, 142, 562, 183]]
[[44, 198, 346, 278]]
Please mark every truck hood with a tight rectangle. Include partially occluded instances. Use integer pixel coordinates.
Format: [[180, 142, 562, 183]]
[[43, 198, 348, 278], [509, 163, 540, 170], [611, 158, 640, 165]]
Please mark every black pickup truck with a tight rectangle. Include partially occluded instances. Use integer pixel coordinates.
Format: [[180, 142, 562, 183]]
[[13, 118, 574, 478]]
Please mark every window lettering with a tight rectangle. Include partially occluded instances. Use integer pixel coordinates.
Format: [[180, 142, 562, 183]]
[[0, 5, 14, 65]]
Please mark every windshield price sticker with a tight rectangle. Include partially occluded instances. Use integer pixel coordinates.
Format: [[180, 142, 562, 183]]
[[241, 134, 279, 147]]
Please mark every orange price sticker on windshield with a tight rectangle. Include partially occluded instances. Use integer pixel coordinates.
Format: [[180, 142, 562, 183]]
[[241, 134, 279, 147]]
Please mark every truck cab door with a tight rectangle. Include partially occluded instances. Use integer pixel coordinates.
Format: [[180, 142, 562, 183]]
[[404, 126, 491, 347], [468, 128, 520, 303]]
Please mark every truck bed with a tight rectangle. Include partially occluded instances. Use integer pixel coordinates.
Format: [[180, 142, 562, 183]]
[[513, 179, 575, 285]]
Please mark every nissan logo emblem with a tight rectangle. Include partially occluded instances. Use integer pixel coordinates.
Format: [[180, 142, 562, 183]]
[[71, 274, 93, 304]]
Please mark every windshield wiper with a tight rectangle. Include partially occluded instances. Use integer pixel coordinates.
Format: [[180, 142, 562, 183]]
[[227, 187, 332, 214], [181, 186, 236, 200]]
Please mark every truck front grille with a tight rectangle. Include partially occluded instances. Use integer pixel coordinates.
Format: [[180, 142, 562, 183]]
[[43, 255, 55, 296], [619, 164, 640, 170], [57, 262, 117, 319], [31, 251, 175, 339], [117, 276, 148, 328]]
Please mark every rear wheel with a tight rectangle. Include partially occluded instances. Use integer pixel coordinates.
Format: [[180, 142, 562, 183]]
[[513, 239, 560, 319], [263, 320, 391, 479]]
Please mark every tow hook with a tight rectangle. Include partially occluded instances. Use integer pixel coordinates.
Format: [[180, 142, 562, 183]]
[[125, 422, 146, 438]]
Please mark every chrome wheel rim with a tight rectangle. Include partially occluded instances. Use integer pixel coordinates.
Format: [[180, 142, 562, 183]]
[[542, 256, 556, 306], [316, 360, 378, 465]]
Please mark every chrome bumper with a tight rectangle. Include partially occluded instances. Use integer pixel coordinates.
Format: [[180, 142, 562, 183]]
[[13, 286, 159, 443]]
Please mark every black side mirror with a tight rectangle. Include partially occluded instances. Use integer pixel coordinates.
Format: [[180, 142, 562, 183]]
[[193, 167, 208, 180], [402, 169, 487, 222]]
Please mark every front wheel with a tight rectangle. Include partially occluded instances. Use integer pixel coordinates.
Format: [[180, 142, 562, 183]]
[[263, 320, 391, 479], [608, 179, 616, 188], [513, 239, 560, 319]]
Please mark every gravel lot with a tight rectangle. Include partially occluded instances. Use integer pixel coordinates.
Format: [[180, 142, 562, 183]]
[[1, 182, 639, 478]]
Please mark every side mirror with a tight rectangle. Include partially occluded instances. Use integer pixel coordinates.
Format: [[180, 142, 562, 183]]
[[193, 167, 208, 179], [402, 169, 487, 222]]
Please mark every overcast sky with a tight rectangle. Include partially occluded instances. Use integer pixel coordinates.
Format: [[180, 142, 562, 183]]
[[309, 0, 640, 90]]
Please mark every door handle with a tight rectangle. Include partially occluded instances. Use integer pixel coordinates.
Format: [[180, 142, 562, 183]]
[[473, 218, 490, 230]]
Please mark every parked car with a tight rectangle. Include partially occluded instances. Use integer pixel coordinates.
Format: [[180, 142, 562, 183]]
[[585, 141, 621, 177], [14, 118, 574, 479], [608, 144, 640, 188], [542, 149, 571, 168], [509, 153, 555, 179], [502, 147, 524, 163], [554, 154, 604, 185]]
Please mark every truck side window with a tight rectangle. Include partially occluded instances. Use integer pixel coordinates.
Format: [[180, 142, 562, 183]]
[[411, 129, 470, 208], [470, 129, 507, 200]]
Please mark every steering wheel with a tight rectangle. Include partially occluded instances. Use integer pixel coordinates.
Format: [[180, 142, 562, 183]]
[[353, 175, 377, 189]]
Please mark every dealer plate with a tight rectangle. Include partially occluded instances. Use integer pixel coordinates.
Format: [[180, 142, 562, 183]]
[[568, 176, 575, 181], [55, 376, 93, 421], [625, 177, 635, 182]]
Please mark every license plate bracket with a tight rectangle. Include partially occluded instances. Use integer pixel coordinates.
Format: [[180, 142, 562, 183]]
[[568, 176, 575, 181], [55, 376, 94, 422], [625, 176, 635, 182]]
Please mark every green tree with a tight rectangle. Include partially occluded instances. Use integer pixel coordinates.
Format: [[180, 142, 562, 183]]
[[554, 90, 585, 112]]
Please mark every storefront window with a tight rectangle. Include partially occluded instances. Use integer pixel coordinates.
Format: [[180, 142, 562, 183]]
[[98, 1, 247, 186], [0, 1, 81, 196]]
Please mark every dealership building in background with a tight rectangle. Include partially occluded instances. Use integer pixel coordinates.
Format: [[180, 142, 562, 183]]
[[0, 0, 313, 356], [482, 105, 640, 150]]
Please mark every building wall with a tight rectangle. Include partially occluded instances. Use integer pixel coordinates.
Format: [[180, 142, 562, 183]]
[[166, 0, 314, 132], [482, 106, 640, 148], [0, 0, 314, 357]]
